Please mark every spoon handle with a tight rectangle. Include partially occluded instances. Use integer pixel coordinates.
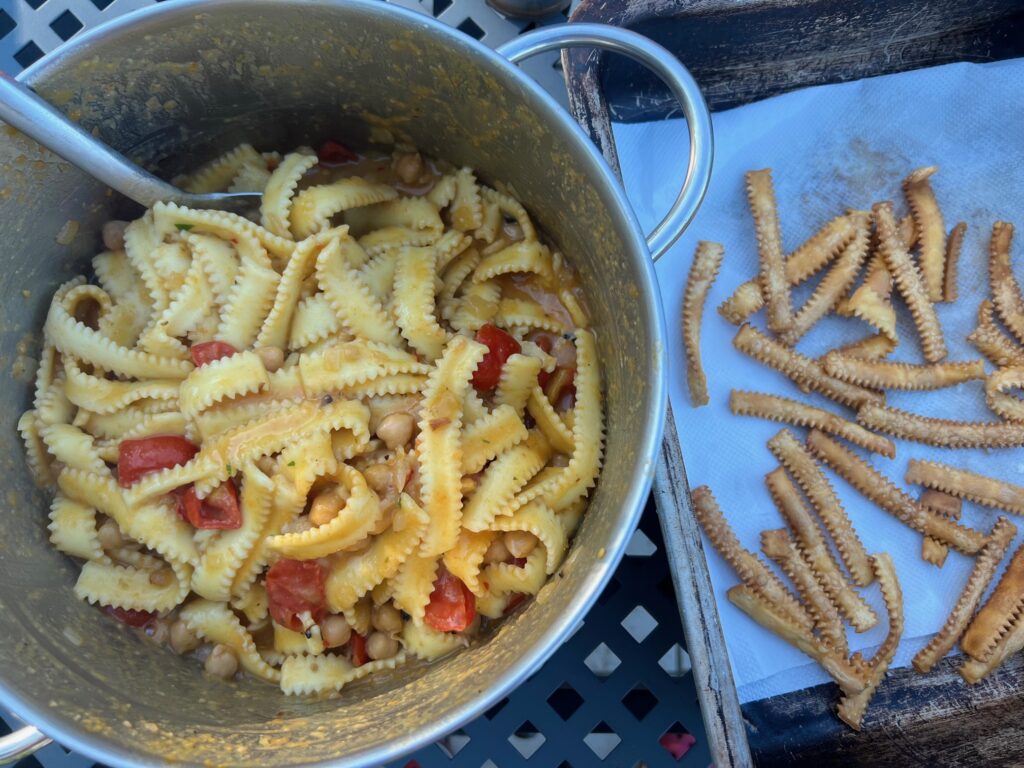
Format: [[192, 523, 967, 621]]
[[0, 72, 184, 208]]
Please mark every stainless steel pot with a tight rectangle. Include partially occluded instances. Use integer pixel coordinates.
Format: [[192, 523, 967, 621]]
[[0, 2, 712, 765]]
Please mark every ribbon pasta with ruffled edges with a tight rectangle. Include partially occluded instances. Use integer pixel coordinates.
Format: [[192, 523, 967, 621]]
[[21, 142, 604, 694]]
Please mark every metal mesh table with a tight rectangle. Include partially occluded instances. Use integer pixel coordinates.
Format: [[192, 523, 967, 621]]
[[0, 1, 710, 764]]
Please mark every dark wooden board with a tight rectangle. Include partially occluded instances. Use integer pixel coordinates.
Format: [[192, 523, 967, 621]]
[[567, 0, 1024, 122], [562, 1, 1024, 765]]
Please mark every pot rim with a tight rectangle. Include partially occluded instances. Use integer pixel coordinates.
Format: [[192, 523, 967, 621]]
[[5, 1, 669, 765]]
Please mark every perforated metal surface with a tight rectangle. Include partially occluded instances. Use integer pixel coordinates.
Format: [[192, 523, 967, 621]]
[[0, 1, 709, 764]]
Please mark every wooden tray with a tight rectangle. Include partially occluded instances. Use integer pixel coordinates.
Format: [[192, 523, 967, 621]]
[[562, 2, 1024, 765]]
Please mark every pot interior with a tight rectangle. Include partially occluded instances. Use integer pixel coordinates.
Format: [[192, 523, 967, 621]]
[[0, 1, 663, 764]]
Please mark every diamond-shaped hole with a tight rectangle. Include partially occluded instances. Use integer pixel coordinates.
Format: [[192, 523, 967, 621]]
[[658, 644, 692, 678], [621, 684, 659, 721], [90, 0, 114, 10], [622, 604, 657, 643], [433, 0, 452, 13], [0, 8, 14, 39], [583, 721, 621, 759], [456, 17, 485, 40], [508, 720, 546, 759], [13, 41, 44, 69], [547, 683, 584, 721], [583, 642, 621, 677], [49, 9, 83, 41], [660, 722, 696, 761], [484, 696, 509, 720], [556, 763, 573, 768], [437, 728, 470, 758], [625, 528, 657, 557]]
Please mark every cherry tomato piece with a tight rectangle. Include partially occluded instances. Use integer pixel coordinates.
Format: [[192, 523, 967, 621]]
[[350, 632, 369, 667], [317, 140, 358, 166], [190, 341, 237, 367], [472, 324, 521, 392], [424, 565, 476, 632], [103, 606, 156, 627], [266, 559, 327, 632], [117, 435, 199, 488], [176, 480, 241, 530]]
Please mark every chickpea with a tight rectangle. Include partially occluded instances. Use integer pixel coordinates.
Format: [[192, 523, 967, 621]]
[[169, 619, 200, 654], [309, 484, 346, 527], [550, 453, 571, 468], [461, 476, 478, 496], [281, 515, 314, 535], [503, 530, 538, 559], [372, 603, 403, 634], [256, 455, 277, 475], [254, 345, 284, 373], [320, 614, 352, 648], [502, 220, 524, 242], [96, 518, 124, 550], [393, 152, 426, 186], [102, 220, 128, 251], [483, 537, 510, 564], [149, 568, 174, 587], [366, 631, 400, 661], [204, 643, 239, 679], [375, 412, 415, 451], [145, 618, 170, 645], [363, 463, 392, 496]]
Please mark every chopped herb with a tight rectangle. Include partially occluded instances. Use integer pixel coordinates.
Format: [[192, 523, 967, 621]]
[[175, 223, 193, 231], [225, 463, 233, 476], [287, 461, 296, 467]]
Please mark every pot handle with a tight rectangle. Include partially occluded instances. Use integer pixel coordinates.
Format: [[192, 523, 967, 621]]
[[0, 725, 51, 764], [496, 23, 713, 262]]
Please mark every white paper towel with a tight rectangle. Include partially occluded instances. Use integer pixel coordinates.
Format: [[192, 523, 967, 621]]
[[612, 58, 1024, 703]]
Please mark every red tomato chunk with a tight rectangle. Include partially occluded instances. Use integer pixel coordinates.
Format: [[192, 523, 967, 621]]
[[317, 140, 358, 166], [424, 565, 476, 632], [472, 324, 521, 392], [103, 606, 156, 627], [350, 632, 369, 667], [190, 340, 237, 367], [117, 436, 198, 488], [176, 480, 241, 530], [266, 559, 327, 633]]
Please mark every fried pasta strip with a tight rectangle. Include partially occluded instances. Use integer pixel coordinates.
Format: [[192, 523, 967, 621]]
[[903, 166, 946, 302], [857, 403, 1024, 449], [727, 585, 866, 695], [874, 201, 946, 361], [961, 615, 1024, 685], [692, 485, 814, 632], [766, 467, 876, 631], [906, 459, 1024, 517], [967, 299, 1024, 368], [806, 430, 986, 554], [838, 253, 898, 345], [988, 222, 1024, 344], [730, 390, 895, 457], [733, 324, 883, 409], [918, 490, 963, 567], [766, 429, 873, 587], [944, 222, 966, 302], [782, 216, 870, 345], [836, 554, 903, 731], [961, 542, 1024, 662], [682, 241, 725, 406], [719, 213, 857, 324], [831, 333, 897, 362], [986, 366, 1024, 423], [746, 169, 793, 335], [760, 528, 847, 655], [822, 353, 984, 391], [914, 517, 1017, 673]]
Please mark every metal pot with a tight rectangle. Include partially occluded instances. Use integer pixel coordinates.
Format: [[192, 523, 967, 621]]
[[0, 1, 712, 765]]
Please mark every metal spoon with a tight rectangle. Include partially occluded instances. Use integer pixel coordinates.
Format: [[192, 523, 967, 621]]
[[0, 73, 259, 211]]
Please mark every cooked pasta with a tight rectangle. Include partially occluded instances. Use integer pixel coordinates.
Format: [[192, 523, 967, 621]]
[[22, 142, 604, 694]]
